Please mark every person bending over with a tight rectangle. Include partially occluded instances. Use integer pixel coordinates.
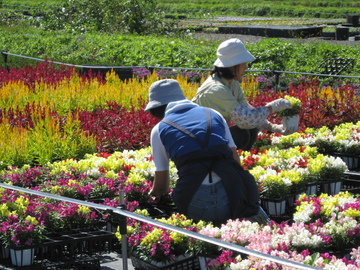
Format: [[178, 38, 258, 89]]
[[145, 79, 269, 226]]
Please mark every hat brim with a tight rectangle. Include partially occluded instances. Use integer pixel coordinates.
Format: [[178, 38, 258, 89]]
[[145, 100, 163, 112], [145, 97, 187, 112], [214, 51, 255, 67]]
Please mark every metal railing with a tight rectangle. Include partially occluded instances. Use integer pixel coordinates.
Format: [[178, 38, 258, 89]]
[[0, 182, 322, 270]]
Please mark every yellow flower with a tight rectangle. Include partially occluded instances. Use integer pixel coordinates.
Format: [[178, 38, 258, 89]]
[[170, 231, 187, 244], [284, 95, 301, 108], [249, 166, 267, 181], [133, 209, 150, 217], [12, 195, 29, 215], [115, 231, 121, 241], [126, 172, 146, 185], [105, 170, 117, 179], [77, 205, 91, 214], [68, 179, 79, 186], [25, 215, 39, 225], [51, 186, 60, 193], [280, 170, 302, 185], [141, 228, 163, 247], [0, 204, 10, 218], [343, 208, 360, 218], [321, 198, 339, 216]]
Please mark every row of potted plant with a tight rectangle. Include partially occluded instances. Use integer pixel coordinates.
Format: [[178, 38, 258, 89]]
[[270, 121, 360, 156], [0, 141, 349, 250], [0, 63, 359, 168], [114, 191, 360, 269], [239, 145, 348, 200]]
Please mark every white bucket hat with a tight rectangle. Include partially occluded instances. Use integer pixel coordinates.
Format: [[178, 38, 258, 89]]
[[213, 38, 255, 67], [145, 79, 186, 112]]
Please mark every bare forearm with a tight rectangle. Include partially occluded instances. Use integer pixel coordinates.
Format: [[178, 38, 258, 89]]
[[150, 170, 170, 196]]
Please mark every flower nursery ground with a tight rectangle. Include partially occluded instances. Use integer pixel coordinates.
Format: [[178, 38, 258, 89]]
[[0, 17, 359, 269]]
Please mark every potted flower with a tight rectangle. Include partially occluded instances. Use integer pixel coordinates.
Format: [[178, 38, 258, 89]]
[[307, 154, 347, 195], [121, 213, 207, 268], [258, 173, 292, 216], [0, 214, 45, 266], [294, 192, 360, 254], [277, 95, 302, 130]]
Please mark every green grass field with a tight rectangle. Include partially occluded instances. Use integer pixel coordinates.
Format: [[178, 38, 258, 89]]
[[3, 0, 59, 6]]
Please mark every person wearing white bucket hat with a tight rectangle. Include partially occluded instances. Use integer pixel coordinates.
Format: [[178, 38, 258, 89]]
[[146, 79, 269, 226], [192, 38, 297, 150]]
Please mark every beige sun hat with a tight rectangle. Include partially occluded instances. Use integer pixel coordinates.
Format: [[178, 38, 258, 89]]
[[145, 79, 186, 112], [213, 38, 256, 67]]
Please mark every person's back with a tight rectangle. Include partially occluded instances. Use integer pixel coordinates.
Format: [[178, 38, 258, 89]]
[[158, 104, 229, 159], [146, 79, 269, 225]]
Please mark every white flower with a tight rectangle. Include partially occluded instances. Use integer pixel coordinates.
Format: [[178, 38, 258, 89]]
[[293, 203, 315, 223], [230, 259, 253, 270]]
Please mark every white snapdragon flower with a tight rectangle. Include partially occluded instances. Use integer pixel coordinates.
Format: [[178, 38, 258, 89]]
[[84, 168, 102, 178], [293, 203, 315, 223], [230, 259, 253, 270], [293, 136, 316, 146], [291, 231, 323, 247]]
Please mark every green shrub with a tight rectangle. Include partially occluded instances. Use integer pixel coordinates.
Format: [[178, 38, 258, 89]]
[[39, 0, 176, 35]]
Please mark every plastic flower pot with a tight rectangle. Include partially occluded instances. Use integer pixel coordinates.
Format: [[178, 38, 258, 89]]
[[261, 198, 287, 216], [10, 248, 35, 267], [281, 115, 299, 130], [320, 180, 343, 195]]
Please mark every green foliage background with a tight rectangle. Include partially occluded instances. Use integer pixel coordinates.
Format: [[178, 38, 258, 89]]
[[0, 0, 359, 74], [3, 0, 360, 18], [1, 29, 359, 75]]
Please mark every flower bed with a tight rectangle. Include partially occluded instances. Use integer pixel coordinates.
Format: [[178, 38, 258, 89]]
[[269, 121, 360, 171], [0, 63, 359, 168], [0, 142, 356, 269], [0, 64, 360, 269], [197, 192, 360, 269]]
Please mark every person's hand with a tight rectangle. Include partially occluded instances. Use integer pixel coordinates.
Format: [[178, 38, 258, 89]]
[[271, 124, 298, 135], [149, 189, 162, 203], [266, 98, 292, 113]]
